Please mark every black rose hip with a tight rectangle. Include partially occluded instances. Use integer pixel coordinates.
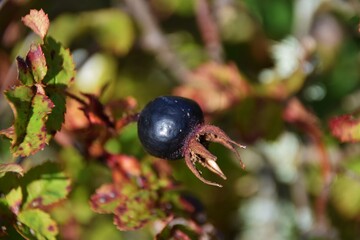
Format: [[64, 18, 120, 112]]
[[137, 96, 246, 187]]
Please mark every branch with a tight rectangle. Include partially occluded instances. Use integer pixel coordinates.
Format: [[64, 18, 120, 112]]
[[0, 0, 9, 11], [195, 0, 224, 63], [123, 0, 191, 84]]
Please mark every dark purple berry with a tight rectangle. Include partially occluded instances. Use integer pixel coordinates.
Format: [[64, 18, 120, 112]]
[[137, 95, 246, 187], [137, 96, 204, 160]]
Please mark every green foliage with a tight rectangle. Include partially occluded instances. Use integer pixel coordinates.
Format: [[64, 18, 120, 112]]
[[0, 9, 75, 157], [22, 162, 71, 209], [90, 156, 176, 231], [0, 162, 69, 239], [17, 209, 58, 240]]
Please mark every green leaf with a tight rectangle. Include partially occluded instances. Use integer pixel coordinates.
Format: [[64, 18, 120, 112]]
[[0, 172, 21, 194], [17, 209, 58, 240], [45, 86, 66, 133], [42, 36, 75, 86], [14, 91, 54, 156], [5, 186, 22, 215], [22, 162, 71, 209], [26, 44, 47, 83], [4, 86, 34, 146], [113, 190, 159, 231], [0, 163, 24, 177], [2, 85, 59, 157], [330, 174, 360, 218]]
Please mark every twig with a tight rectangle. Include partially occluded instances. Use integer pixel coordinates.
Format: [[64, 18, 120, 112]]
[[0, 0, 10, 11], [283, 98, 332, 232], [65, 91, 87, 106], [123, 0, 191, 84], [15, 156, 26, 165], [196, 0, 224, 63]]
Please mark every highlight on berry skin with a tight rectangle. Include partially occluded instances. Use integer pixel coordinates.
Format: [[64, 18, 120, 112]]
[[137, 96, 246, 187]]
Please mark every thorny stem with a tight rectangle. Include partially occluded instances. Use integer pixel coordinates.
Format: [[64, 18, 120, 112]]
[[123, 0, 191, 84]]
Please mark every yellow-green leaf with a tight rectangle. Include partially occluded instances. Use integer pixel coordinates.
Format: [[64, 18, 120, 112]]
[[11, 91, 54, 156], [22, 162, 71, 209], [17, 209, 58, 240], [42, 36, 75, 86]]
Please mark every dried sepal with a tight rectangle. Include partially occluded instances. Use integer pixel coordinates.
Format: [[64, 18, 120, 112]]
[[184, 124, 246, 187]]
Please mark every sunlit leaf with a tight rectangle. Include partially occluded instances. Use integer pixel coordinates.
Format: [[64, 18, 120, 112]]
[[113, 190, 158, 231], [42, 36, 75, 86], [331, 174, 360, 218], [10, 90, 54, 156], [21, 9, 49, 39], [5, 186, 22, 215], [22, 162, 71, 209], [3, 86, 33, 147], [329, 115, 360, 142], [17, 209, 58, 240], [3, 86, 54, 156], [90, 184, 123, 214], [90, 157, 176, 231]]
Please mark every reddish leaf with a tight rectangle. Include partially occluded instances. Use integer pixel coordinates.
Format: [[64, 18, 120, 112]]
[[90, 156, 177, 231], [80, 93, 114, 128], [329, 115, 360, 142], [107, 155, 141, 185], [0, 126, 14, 140], [155, 218, 216, 240], [90, 184, 123, 214], [113, 191, 158, 231], [26, 44, 47, 83], [173, 62, 251, 113], [21, 9, 49, 39]]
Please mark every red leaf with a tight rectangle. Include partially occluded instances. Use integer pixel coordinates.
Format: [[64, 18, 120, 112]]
[[329, 115, 360, 142], [21, 9, 49, 39], [173, 62, 251, 113], [26, 44, 47, 82]]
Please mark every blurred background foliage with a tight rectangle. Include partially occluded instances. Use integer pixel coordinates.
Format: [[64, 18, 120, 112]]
[[1, 0, 360, 239]]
